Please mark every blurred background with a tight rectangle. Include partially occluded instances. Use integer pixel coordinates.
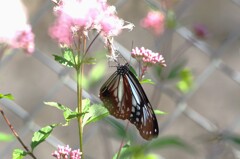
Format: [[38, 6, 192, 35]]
[[1, 0, 240, 158]]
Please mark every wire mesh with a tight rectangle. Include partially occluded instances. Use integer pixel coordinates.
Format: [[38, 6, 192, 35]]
[[1, 0, 240, 158]]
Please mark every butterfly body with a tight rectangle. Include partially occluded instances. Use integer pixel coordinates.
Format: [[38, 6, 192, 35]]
[[100, 64, 159, 140]]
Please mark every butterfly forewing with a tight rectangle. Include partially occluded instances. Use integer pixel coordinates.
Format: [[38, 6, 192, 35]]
[[100, 64, 159, 140], [100, 67, 132, 119], [126, 70, 159, 140]]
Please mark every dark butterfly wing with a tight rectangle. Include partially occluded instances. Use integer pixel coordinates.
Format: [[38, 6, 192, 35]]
[[100, 68, 132, 119], [100, 64, 159, 140], [126, 69, 159, 140]]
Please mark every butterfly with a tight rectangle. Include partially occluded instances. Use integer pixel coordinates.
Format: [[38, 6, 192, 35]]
[[99, 63, 159, 140]]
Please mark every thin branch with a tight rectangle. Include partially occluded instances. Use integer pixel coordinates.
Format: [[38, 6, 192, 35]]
[[116, 121, 130, 159], [0, 107, 37, 159], [84, 32, 101, 55]]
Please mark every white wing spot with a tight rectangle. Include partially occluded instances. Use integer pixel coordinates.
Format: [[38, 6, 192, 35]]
[[132, 106, 135, 112], [136, 111, 140, 116], [137, 105, 140, 110]]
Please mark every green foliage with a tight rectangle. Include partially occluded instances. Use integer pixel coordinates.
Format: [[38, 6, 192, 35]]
[[44, 102, 86, 125], [166, 10, 177, 29], [140, 78, 155, 85], [53, 47, 98, 69], [31, 124, 57, 151], [82, 62, 106, 89], [0, 132, 14, 142], [82, 57, 96, 64], [115, 136, 193, 159], [223, 133, 240, 146], [129, 65, 138, 77], [82, 99, 109, 127], [0, 93, 14, 100], [53, 47, 75, 68], [167, 61, 186, 79], [176, 68, 193, 93], [112, 143, 130, 159], [45, 99, 109, 128], [154, 109, 167, 115], [12, 149, 27, 159]]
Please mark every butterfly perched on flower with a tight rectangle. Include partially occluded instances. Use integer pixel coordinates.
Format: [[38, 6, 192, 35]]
[[99, 63, 159, 140]]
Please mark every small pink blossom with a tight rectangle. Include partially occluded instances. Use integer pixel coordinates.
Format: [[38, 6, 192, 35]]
[[131, 47, 166, 67], [52, 145, 82, 159], [193, 24, 209, 39], [141, 11, 165, 35], [12, 25, 35, 54]]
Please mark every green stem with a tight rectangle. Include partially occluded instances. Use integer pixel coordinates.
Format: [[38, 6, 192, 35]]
[[76, 35, 87, 159], [77, 64, 84, 158]]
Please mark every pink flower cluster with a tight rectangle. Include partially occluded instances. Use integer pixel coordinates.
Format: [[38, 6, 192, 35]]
[[141, 11, 165, 35], [52, 145, 82, 159], [10, 25, 35, 54], [131, 47, 166, 67], [49, 0, 133, 46], [0, 0, 34, 54]]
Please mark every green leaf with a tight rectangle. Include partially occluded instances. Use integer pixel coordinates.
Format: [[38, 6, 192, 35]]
[[167, 61, 186, 79], [140, 79, 155, 85], [53, 55, 75, 67], [62, 47, 75, 64], [145, 136, 194, 152], [0, 132, 14, 142], [63, 111, 86, 120], [89, 62, 106, 82], [31, 124, 57, 151], [12, 149, 27, 159], [44, 102, 70, 111], [0, 93, 14, 100], [45, 102, 85, 124], [129, 65, 138, 77], [82, 62, 106, 90], [154, 109, 167, 115], [82, 98, 91, 112], [113, 143, 130, 159], [82, 57, 96, 64], [176, 68, 193, 93], [119, 137, 193, 159], [82, 104, 109, 127], [166, 10, 177, 29], [224, 133, 240, 146]]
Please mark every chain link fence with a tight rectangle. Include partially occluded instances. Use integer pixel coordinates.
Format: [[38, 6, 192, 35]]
[[1, 0, 240, 158]]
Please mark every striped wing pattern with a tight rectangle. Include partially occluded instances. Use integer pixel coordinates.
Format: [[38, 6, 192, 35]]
[[100, 64, 159, 140]]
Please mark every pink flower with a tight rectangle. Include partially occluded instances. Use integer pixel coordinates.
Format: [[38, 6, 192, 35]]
[[49, 0, 133, 46], [193, 24, 209, 39], [52, 145, 82, 159], [100, 15, 124, 36], [141, 11, 165, 35], [131, 47, 166, 67], [12, 25, 35, 54], [0, 0, 35, 54], [70, 149, 82, 159]]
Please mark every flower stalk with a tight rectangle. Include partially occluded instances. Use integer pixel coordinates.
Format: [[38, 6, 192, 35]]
[[76, 34, 87, 159]]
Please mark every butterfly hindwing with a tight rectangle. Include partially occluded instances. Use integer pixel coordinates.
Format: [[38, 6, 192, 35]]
[[100, 64, 159, 140]]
